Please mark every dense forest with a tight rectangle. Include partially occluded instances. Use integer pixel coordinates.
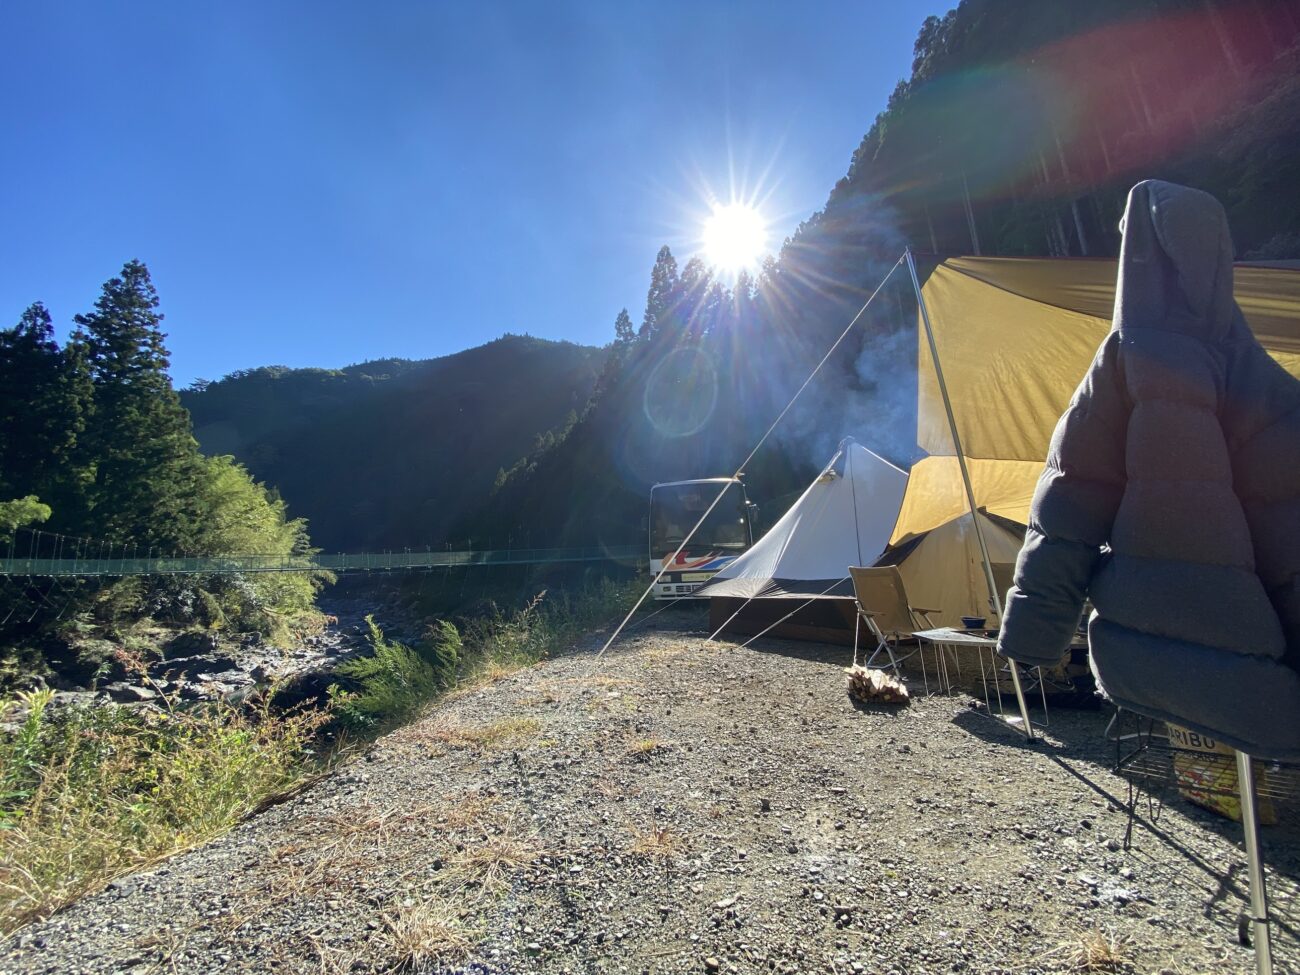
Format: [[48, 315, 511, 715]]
[[456, 0, 1300, 550], [181, 337, 601, 551], [0, 262, 324, 679]]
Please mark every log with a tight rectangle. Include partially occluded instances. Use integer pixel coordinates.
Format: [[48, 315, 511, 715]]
[[844, 665, 910, 705]]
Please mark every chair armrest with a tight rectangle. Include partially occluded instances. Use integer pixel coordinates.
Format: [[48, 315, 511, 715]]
[[910, 606, 942, 615]]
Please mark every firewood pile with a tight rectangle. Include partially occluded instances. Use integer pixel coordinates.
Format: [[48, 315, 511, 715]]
[[844, 665, 910, 705]]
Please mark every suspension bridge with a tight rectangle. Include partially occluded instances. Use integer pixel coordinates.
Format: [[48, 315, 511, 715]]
[[0, 544, 647, 578]]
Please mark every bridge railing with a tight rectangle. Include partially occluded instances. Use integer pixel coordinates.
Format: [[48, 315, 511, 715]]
[[0, 545, 648, 577]]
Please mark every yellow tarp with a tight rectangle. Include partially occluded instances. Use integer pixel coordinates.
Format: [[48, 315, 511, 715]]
[[890, 456, 1041, 543], [896, 257, 1300, 542]]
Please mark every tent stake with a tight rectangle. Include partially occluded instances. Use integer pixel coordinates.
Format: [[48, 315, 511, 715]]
[[904, 249, 1035, 741]]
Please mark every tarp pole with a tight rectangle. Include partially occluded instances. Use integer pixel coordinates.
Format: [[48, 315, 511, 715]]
[[905, 249, 1034, 740], [1237, 749, 1274, 975]]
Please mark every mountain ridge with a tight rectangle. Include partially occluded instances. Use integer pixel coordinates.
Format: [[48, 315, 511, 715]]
[[181, 333, 604, 552]]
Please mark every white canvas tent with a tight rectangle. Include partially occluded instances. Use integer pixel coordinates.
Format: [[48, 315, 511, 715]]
[[699, 438, 907, 643], [700, 438, 907, 600]]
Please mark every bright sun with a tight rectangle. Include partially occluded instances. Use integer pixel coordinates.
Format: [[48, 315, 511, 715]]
[[702, 202, 768, 273]]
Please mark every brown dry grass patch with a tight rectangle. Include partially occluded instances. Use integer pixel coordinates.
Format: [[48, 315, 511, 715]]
[[1048, 929, 1132, 973], [380, 897, 474, 971], [449, 818, 546, 890], [625, 735, 669, 759], [429, 716, 542, 751], [627, 823, 685, 861], [437, 791, 501, 831]]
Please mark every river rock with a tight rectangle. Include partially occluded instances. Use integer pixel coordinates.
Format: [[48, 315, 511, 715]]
[[149, 654, 238, 680], [163, 631, 222, 658], [103, 682, 158, 704]]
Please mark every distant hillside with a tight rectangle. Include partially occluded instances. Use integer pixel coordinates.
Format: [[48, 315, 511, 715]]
[[181, 335, 602, 551]]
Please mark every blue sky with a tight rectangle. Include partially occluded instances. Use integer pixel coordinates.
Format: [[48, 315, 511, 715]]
[[2, 1, 946, 386]]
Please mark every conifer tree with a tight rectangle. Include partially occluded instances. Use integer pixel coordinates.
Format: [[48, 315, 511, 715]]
[[613, 308, 635, 346], [593, 308, 637, 401], [639, 246, 680, 342], [677, 257, 723, 338], [0, 303, 84, 506], [73, 261, 204, 548]]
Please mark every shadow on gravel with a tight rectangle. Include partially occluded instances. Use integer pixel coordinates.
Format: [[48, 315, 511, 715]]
[[846, 695, 913, 719], [954, 703, 1300, 948]]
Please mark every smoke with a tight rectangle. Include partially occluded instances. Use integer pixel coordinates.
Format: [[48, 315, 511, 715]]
[[767, 271, 921, 475]]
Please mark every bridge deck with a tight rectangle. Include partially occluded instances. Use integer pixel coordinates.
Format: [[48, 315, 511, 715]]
[[0, 545, 646, 577]]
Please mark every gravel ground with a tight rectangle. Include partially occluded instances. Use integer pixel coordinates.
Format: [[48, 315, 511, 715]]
[[4, 607, 1297, 975]]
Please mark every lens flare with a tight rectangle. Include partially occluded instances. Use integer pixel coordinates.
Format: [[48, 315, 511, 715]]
[[702, 203, 768, 273]]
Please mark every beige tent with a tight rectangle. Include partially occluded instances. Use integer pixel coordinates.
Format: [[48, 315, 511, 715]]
[[879, 511, 1023, 629], [894, 256, 1300, 543]]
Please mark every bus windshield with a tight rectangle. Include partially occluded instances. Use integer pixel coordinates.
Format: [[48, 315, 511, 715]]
[[650, 481, 750, 556]]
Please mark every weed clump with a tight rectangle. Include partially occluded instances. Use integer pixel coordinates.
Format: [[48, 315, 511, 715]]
[[0, 684, 328, 933]]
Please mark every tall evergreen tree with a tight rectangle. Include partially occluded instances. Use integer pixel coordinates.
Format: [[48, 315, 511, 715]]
[[592, 308, 637, 402], [0, 303, 84, 507], [613, 308, 635, 346], [639, 245, 679, 342], [73, 260, 205, 548]]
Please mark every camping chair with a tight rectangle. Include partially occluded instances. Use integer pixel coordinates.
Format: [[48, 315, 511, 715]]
[[848, 565, 942, 684]]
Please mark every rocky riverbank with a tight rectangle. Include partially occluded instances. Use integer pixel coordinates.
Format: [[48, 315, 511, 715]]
[[5, 610, 1297, 974], [19, 589, 418, 717]]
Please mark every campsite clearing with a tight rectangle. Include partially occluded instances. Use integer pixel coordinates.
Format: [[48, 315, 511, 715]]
[[5, 608, 1296, 974]]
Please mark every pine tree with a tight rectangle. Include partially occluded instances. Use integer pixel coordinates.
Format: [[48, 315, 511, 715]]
[[639, 245, 680, 342], [73, 261, 205, 548], [0, 303, 84, 507], [677, 257, 724, 338], [592, 309, 637, 402], [613, 308, 635, 346]]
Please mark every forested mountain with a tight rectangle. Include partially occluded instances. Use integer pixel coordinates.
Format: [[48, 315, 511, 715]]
[[181, 337, 602, 551], [798, 0, 1300, 266], [455, 0, 1300, 550]]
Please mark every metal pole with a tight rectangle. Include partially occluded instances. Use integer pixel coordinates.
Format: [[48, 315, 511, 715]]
[[905, 248, 1034, 740], [1236, 750, 1273, 975]]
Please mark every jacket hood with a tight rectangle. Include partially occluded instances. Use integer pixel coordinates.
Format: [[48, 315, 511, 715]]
[[1114, 180, 1238, 341]]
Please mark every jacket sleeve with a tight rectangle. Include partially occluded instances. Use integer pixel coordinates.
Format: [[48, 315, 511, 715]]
[[998, 332, 1130, 667]]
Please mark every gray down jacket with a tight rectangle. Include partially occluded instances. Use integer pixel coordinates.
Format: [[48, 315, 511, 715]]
[[997, 180, 1300, 761]]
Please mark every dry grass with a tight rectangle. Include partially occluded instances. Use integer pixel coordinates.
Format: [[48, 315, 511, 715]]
[[380, 897, 474, 971], [642, 642, 690, 663], [449, 818, 545, 890], [626, 738, 665, 759], [626, 735, 668, 758], [584, 690, 643, 715], [437, 791, 500, 831], [592, 776, 641, 800], [627, 823, 684, 861], [429, 716, 542, 751], [238, 802, 443, 919], [1054, 929, 1131, 973]]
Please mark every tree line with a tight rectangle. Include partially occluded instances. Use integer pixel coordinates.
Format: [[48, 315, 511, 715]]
[[0, 261, 323, 678]]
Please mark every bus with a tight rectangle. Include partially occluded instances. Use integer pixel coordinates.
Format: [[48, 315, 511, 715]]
[[647, 477, 756, 599]]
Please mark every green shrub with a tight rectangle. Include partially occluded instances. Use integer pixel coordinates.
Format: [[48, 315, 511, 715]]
[[332, 616, 461, 731]]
